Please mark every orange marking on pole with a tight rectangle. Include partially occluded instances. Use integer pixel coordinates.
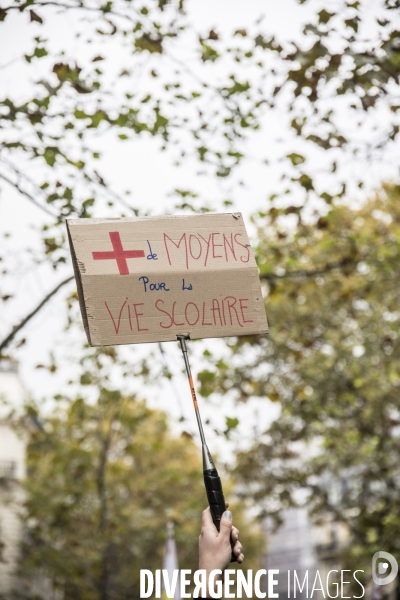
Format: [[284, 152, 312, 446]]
[[188, 375, 198, 409]]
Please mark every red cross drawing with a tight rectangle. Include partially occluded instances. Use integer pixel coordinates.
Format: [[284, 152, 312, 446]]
[[92, 231, 145, 275]]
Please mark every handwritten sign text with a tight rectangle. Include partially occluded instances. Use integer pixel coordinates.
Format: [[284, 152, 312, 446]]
[[67, 213, 268, 345]]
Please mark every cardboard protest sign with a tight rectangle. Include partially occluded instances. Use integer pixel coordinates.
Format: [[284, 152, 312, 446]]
[[67, 213, 268, 346]]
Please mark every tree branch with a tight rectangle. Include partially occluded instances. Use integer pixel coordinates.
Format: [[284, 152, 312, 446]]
[[1, 1, 143, 24], [1, 1, 235, 111], [259, 257, 357, 281], [0, 275, 74, 354], [0, 171, 58, 219]]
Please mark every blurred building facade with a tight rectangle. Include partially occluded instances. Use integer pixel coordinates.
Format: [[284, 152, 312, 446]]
[[264, 506, 398, 600], [0, 358, 27, 597], [264, 507, 348, 600]]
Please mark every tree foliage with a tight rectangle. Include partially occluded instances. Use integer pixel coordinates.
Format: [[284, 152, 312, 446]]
[[14, 347, 262, 599], [199, 184, 400, 569], [1, 0, 400, 353]]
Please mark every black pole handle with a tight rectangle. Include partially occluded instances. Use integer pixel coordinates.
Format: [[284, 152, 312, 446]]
[[203, 468, 237, 563]]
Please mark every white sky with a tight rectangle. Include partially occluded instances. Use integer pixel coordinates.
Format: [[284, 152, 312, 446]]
[[1, 0, 399, 464]]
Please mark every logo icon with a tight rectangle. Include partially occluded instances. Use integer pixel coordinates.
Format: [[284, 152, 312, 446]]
[[372, 552, 398, 585]]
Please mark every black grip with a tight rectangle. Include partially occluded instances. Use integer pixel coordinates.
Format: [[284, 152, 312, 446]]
[[203, 468, 236, 563]]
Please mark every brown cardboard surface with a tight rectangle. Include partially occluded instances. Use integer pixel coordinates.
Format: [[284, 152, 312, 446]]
[[67, 213, 268, 346]]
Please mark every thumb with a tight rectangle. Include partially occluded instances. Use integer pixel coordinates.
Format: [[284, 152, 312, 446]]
[[219, 510, 233, 539], [201, 507, 215, 531]]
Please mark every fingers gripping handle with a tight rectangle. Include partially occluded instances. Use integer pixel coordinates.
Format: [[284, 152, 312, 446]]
[[204, 468, 237, 563], [203, 468, 225, 528]]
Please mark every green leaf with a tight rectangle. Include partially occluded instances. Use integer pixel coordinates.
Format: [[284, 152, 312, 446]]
[[344, 17, 360, 32], [200, 42, 219, 63], [318, 9, 334, 24], [222, 76, 250, 96], [287, 152, 306, 166], [225, 417, 239, 430], [135, 34, 163, 54], [43, 146, 59, 167], [74, 109, 87, 119], [100, 1, 113, 13], [29, 9, 43, 24], [25, 45, 48, 62], [197, 146, 208, 161], [82, 198, 95, 209]]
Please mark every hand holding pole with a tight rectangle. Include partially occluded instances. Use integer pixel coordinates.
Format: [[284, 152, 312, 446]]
[[177, 335, 236, 562]]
